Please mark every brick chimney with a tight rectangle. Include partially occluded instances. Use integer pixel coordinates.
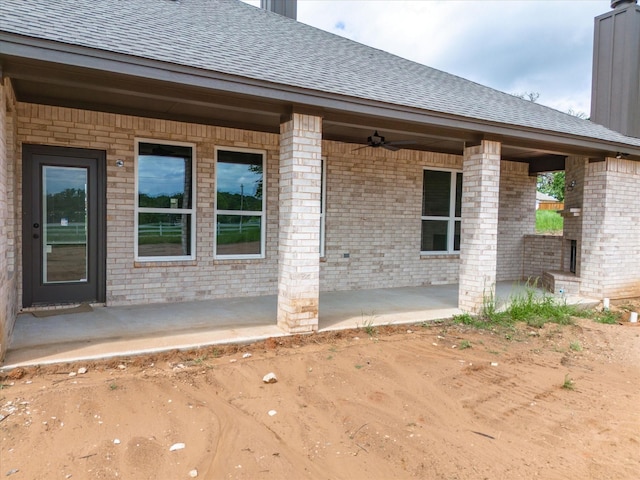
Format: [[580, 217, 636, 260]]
[[591, 0, 640, 138], [261, 0, 297, 20]]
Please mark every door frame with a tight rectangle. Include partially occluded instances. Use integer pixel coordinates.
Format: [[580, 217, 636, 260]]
[[22, 144, 106, 307]]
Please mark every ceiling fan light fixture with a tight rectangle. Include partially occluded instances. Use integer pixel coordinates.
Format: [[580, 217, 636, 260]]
[[352, 130, 414, 152], [368, 131, 384, 145]]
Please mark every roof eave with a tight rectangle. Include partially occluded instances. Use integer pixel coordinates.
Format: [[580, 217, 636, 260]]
[[2, 32, 640, 158]]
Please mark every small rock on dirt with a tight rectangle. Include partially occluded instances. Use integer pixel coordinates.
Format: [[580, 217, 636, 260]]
[[262, 373, 278, 384], [77, 367, 87, 375], [170, 443, 186, 451], [242, 353, 252, 358], [189, 469, 198, 478]]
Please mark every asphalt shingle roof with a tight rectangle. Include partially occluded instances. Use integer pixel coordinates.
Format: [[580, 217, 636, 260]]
[[3, 0, 640, 148]]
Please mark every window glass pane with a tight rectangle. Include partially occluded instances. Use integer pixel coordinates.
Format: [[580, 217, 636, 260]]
[[455, 172, 463, 217], [320, 158, 326, 256], [421, 220, 448, 252], [138, 213, 191, 257], [422, 170, 451, 216], [138, 143, 192, 209], [454, 220, 461, 251], [319, 215, 325, 256], [216, 215, 262, 256], [320, 159, 324, 214], [217, 151, 263, 211]]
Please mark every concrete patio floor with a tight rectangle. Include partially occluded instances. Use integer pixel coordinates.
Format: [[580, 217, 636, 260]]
[[2, 282, 596, 368]]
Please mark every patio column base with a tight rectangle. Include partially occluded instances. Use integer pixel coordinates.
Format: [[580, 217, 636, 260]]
[[277, 113, 322, 333]]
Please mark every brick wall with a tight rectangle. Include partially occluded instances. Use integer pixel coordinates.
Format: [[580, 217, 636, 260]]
[[522, 234, 563, 281], [15, 103, 536, 308], [564, 157, 586, 273], [0, 80, 8, 359], [16, 103, 281, 306], [581, 158, 640, 298], [320, 141, 463, 290], [0, 79, 19, 361], [497, 161, 536, 281]]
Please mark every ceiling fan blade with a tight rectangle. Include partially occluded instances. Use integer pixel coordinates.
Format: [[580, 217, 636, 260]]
[[353, 131, 414, 152], [382, 144, 400, 151], [352, 145, 370, 152]]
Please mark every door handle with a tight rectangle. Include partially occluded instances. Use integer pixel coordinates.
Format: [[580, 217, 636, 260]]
[[33, 223, 40, 229]]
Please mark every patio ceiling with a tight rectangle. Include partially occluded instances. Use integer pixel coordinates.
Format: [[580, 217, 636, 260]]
[[3, 52, 622, 173]]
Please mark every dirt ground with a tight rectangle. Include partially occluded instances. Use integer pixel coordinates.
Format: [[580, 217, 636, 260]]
[[1, 307, 639, 479]]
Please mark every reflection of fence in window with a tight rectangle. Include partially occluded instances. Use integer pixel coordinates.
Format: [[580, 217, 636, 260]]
[[138, 223, 184, 244], [216, 220, 260, 245], [45, 223, 87, 244]]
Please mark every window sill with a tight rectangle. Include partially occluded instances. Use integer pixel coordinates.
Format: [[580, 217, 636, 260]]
[[420, 253, 460, 260], [134, 260, 197, 268], [213, 257, 266, 264]]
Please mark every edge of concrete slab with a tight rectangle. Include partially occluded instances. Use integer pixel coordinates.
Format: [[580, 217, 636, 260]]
[[319, 308, 462, 332], [2, 324, 287, 369], [2, 310, 462, 369], [1, 283, 601, 369]]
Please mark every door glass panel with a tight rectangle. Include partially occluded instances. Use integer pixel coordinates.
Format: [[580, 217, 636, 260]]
[[42, 166, 88, 283]]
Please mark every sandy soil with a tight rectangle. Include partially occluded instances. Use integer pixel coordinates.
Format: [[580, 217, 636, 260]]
[[1, 313, 639, 479]]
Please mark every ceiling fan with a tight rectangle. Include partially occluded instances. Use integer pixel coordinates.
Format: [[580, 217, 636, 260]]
[[353, 131, 414, 152]]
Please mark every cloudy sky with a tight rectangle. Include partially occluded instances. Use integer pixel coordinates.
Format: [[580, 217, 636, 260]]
[[244, 0, 613, 116]]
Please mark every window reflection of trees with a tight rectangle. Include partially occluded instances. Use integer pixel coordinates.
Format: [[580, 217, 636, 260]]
[[215, 150, 264, 256], [217, 160, 262, 211], [46, 188, 86, 223], [137, 143, 194, 258]]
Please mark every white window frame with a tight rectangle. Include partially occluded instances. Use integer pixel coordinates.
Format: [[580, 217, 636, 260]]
[[214, 146, 266, 260], [320, 156, 327, 258], [420, 167, 462, 255], [134, 138, 197, 262]]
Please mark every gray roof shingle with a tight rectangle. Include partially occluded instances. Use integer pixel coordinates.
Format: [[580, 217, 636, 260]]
[[3, 0, 640, 148]]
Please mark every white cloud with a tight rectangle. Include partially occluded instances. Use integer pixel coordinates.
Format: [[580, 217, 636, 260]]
[[244, 0, 612, 114]]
